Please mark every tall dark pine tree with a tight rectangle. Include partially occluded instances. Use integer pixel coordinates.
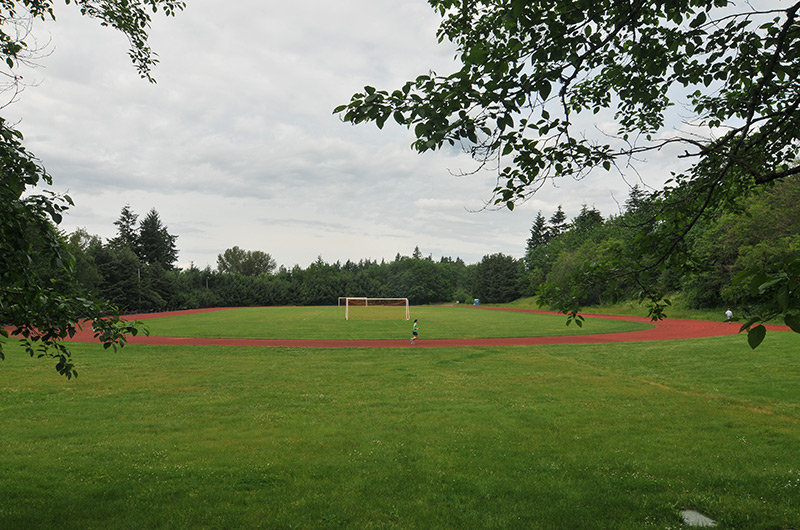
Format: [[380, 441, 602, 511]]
[[111, 204, 139, 251], [571, 205, 604, 234], [526, 212, 550, 252], [138, 208, 178, 269], [624, 185, 648, 214], [548, 206, 568, 239], [524, 211, 555, 292]]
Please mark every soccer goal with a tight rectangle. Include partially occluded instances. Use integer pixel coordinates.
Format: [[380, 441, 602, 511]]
[[340, 297, 410, 320]]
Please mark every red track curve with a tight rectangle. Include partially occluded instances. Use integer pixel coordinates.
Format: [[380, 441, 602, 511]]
[[64, 307, 792, 348]]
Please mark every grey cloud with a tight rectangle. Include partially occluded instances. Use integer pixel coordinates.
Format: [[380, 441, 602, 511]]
[[10, 0, 668, 270]]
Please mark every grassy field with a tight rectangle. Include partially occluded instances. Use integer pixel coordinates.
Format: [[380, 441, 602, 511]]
[[502, 296, 778, 325], [141, 305, 652, 340], [1, 309, 799, 529]]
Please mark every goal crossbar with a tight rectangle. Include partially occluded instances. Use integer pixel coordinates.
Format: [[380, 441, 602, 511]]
[[340, 297, 410, 320]]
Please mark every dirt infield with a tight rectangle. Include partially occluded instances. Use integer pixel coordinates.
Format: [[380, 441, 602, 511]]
[[64, 306, 791, 348]]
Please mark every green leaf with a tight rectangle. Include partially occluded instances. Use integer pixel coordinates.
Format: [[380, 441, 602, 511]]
[[747, 325, 766, 349], [776, 286, 789, 311], [749, 273, 769, 296], [738, 316, 760, 334], [785, 314, 800, 333], [689, 11, 707, 28], [539, 80, 551, 99]]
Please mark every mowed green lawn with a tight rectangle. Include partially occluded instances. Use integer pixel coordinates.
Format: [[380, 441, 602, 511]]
[[1, 310, 799, 529], [141, 305, 652, 340]]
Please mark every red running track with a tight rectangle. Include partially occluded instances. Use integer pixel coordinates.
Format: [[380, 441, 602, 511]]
[[62, 306, 792, 348]]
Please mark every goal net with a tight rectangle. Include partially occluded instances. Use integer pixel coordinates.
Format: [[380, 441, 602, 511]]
[[340, 297, 410, 320]]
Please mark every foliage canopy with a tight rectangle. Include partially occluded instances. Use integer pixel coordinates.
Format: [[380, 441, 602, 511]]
[[217, 246, 277, 277]]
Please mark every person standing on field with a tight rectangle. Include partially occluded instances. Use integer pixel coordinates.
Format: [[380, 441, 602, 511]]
[[411, 319, 419, 344], [725, 308, 733, 323]]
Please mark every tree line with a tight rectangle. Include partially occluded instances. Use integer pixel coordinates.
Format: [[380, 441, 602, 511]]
[[59, 206, 523, 313], [62, 176, 799, 320], [9, 172, 796, 379]]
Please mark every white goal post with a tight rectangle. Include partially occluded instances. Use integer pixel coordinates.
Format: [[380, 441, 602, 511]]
[[339, 297, 410, 320]]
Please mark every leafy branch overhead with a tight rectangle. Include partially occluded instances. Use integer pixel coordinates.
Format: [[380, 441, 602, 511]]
[[1, 118, 151, 378], [338, 1, 800, 204], [2, 0, 185, 81], [1, 0, 185, 377], [336, 0, 800, 345]]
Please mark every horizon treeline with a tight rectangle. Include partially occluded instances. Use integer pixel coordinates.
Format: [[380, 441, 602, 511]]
[[49, 176, 799, 315], [60, 208, 520, 310]]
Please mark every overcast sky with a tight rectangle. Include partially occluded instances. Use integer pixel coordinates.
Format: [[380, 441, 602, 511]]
[[10, 0, 685, 270]]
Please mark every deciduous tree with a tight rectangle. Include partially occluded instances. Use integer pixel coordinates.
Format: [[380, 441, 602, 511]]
[[217, 246, 277, 277]]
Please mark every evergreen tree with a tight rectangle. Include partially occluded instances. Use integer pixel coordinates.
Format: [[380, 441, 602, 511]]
[[526, 212, 550, 251], [110, 204, 139, 251], [548, 206, 568, 239], [624, 185, 648, 214], [571, 205, 604, 235], [474, 253, 519, 303], [138, 208, 178, 269]]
